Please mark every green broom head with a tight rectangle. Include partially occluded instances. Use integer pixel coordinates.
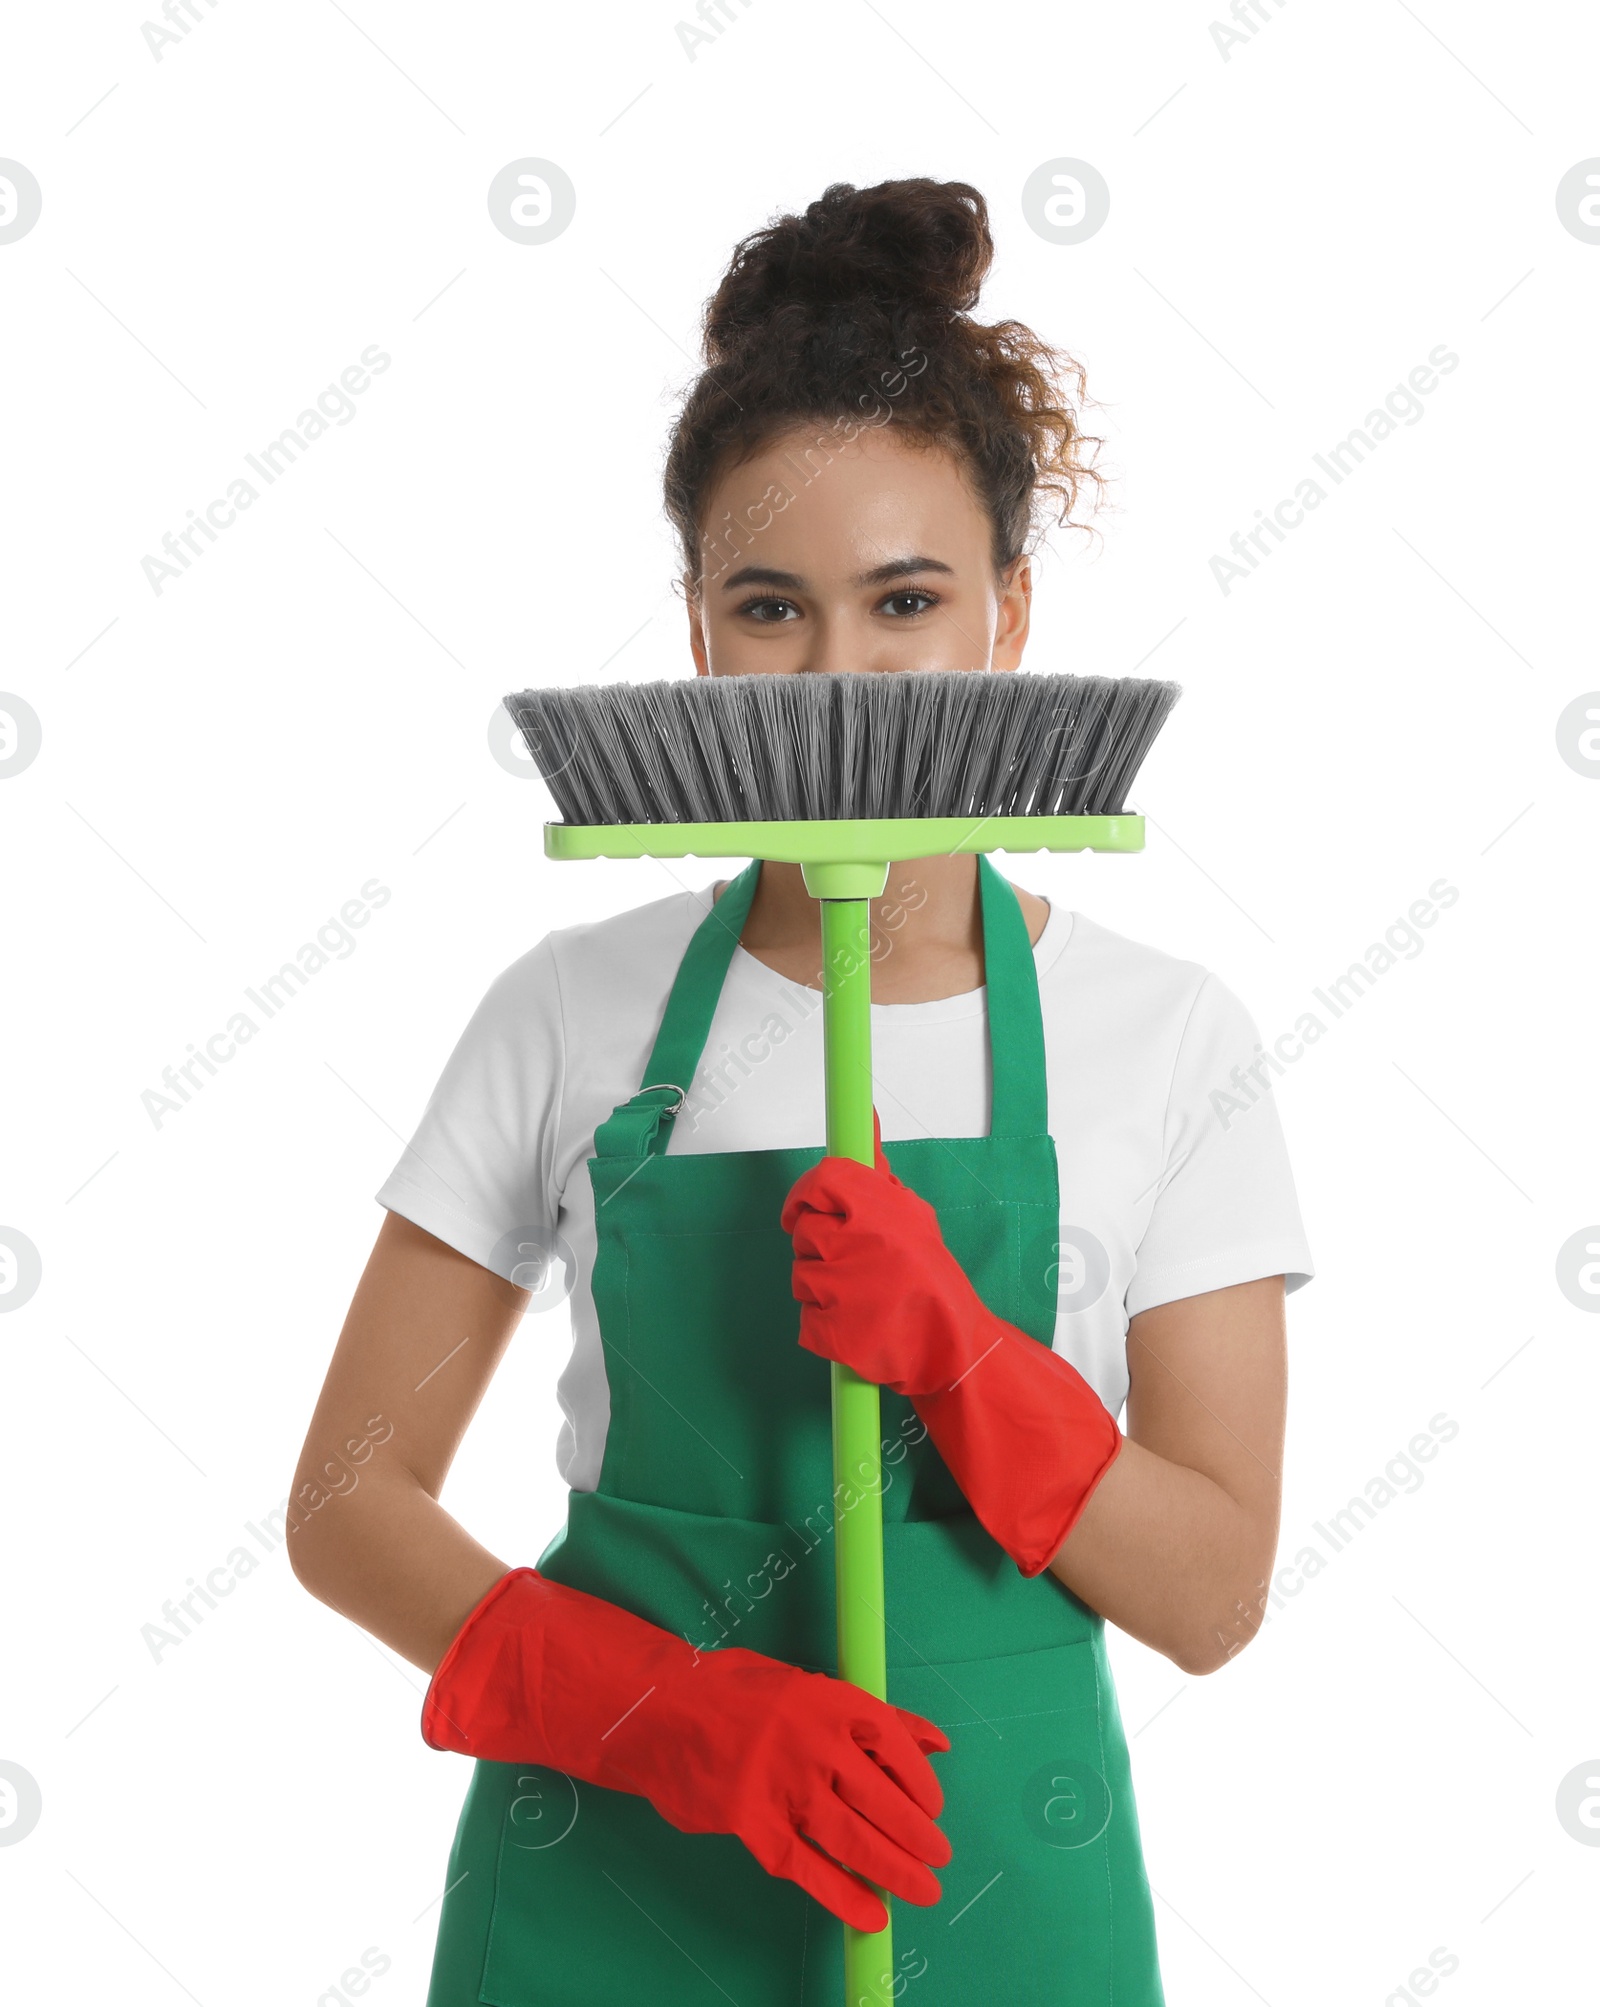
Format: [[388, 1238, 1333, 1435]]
[[504, 670, 1181, 870]]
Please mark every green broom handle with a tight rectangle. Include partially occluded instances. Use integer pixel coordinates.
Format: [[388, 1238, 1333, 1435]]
[[817, 888, 895, 2007]]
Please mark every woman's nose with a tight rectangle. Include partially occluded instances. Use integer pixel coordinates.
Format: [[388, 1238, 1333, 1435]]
[[797, 609, 875, 676]]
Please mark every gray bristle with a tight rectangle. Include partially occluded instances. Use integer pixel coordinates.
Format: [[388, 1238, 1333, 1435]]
[[504, 672, 1181, 825]]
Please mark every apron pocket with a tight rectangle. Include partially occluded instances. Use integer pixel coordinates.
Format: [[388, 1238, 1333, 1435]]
[[866, 1633, 1164, 2007], [475, 1757, 812, 2007], [462, 1642, 1162, 2007]]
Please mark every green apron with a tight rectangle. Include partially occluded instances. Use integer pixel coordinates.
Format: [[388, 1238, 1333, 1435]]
[[426, 860, 1165, 2006]]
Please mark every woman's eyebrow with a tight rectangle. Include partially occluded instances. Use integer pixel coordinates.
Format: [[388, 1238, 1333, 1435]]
[[857, 555, 955, 586], [721, 564, 805, 592], [721, 555, 956, 592]]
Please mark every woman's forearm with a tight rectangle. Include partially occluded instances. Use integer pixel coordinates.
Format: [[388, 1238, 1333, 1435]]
[[288, 1463, 510, 1675], [1047, 1278, 1287, 1675], [1047, 1439, 1274, 1675], [288, 1213, 532, 1674]]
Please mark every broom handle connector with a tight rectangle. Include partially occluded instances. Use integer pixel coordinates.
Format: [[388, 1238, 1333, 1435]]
[[803, 858, 891, 901]]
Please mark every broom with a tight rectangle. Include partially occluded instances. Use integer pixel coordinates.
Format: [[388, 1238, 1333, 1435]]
[[504, 667, 1180, 2007]]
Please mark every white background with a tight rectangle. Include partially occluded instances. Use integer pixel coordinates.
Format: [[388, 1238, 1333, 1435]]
[[2, 2, 1596, 2001]]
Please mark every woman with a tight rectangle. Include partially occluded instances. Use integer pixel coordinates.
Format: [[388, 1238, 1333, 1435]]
[[290, 177, 1314, 2005]]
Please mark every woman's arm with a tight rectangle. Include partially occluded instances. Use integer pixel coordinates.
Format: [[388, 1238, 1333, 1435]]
[[287, 1211, 531, 1674], [1045, 1275, 1287, 1676], [294, 1214, 955, 1928]]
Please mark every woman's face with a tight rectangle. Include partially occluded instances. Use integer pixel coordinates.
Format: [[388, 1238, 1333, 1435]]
[[685, 423, 1031, 678]]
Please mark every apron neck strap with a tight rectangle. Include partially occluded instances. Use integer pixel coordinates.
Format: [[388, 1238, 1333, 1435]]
[[593, 861, 762, 1159], [593, 854, 1047, 1160], [977, 854, 1048, 1137]]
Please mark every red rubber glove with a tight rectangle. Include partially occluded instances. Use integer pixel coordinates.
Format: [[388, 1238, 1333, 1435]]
[[781, 1134, 1122, 1578], [421, 1565, 952, 1932]]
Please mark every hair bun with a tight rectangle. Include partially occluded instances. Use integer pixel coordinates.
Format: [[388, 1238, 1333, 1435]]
[[703, 178, 992, 360]]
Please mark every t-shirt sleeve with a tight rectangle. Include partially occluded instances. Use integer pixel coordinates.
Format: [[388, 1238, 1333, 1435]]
[[373, 937, 565, 1284], [1124, 970, 1315, 1320]]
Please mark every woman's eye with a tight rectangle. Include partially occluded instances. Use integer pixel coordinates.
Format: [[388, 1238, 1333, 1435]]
[[879, 589, 939, 618], [739, 596, 800, 624]]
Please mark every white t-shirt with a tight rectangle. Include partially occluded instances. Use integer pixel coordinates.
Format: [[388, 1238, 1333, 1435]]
[[376, 885, 1315, 1492]]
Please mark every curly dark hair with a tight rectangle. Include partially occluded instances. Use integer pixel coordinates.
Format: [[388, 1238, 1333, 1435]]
[[663, 177, 1106, 592]]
